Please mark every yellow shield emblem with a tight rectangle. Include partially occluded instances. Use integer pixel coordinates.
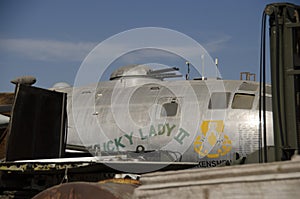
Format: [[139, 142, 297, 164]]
[[194, 120, 232, 158]]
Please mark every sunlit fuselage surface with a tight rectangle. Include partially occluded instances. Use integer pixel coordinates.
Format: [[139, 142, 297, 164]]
[[53, 66, 273, 167]]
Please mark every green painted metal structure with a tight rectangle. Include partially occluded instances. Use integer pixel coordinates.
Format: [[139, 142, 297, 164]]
[[265, 3, 300, 161]]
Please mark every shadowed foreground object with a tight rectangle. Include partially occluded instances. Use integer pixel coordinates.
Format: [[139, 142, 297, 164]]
[[33, 180, 139, 199], [5, 84, 67, 161]]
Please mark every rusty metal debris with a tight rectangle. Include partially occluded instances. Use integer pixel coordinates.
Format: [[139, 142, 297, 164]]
[[33, 180, 139, 199]]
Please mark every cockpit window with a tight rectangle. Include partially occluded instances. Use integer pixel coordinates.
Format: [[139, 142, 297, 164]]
[[161, 102, 178, 117], [232, 93, 255, 109], [208, 92, 231, 109]]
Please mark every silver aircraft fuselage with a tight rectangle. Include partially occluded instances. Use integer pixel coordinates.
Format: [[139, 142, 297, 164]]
[[52, 66, 273, 167]]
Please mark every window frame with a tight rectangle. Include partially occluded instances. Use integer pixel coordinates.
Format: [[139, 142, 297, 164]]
[[208, 92, 231, 109], [231, 93, 255, 110], [160, 101, 179, 117]]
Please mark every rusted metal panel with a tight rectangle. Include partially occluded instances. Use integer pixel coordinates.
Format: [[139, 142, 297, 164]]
[[0, 92, 14, 159], [6, 84, 67, 161], [33, 181, 139, 199], [0, 93, 14, 117], [0, 128, 8, 159]]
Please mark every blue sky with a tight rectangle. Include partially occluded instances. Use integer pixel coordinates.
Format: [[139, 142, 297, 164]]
[[0, 0, 298, 91]]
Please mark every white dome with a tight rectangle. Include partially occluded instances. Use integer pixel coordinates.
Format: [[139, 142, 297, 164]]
[[52, 82, 71, 89], [110, 65, 151, 80]]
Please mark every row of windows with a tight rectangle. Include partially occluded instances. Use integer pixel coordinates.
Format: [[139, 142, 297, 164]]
[[208, 92, 256, 110], [208, 92, 272, 111], [161, 92, 272, 117]]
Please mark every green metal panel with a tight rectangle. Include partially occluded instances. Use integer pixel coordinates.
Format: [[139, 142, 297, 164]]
[[265, 3, 300, 160]]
